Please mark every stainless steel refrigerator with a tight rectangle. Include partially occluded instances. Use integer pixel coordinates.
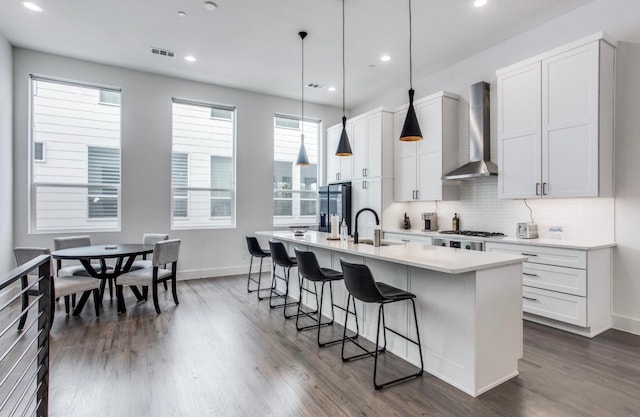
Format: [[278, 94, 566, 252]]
[[318, 182, 352, 235]]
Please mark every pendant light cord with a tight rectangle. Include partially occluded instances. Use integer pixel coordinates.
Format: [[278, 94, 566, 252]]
[[301, 32, 304, 138], [342, 0, 346, 115], [409, 0, 413, 90]]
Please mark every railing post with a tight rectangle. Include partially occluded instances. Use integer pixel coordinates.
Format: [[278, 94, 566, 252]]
[[36, 261, 51, 417]]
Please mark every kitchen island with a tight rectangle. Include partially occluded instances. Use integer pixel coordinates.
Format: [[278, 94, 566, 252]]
[[256, 230, 527, 397]]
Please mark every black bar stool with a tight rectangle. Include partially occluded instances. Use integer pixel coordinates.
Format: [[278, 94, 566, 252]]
[[339, 258, 424, 390], [245, 236, 272, 299], [294, 248, 354, 347], [268, 240, 299, 319]]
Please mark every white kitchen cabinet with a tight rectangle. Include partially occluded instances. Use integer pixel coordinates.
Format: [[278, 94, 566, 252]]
[[384, 231, 432, 245], [351, 109, 394, 180], [485, 241, 611, 337], [497, 33, 615, 199], [393, 91, 459, 201], [327, 108, 393, 184], [351, 177, 393, 240], [327, 123, 353, 183]]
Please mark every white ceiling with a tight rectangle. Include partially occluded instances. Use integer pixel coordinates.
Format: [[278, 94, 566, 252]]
[[0, 0, 595, 108]]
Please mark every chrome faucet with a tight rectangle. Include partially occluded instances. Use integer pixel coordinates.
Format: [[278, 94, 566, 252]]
[[353, 208, 380, 244]]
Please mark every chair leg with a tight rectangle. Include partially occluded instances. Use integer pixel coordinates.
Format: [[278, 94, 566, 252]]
[[268, 265, 299, 316], [247, 255, 255, 292], [116, 285, 126, 313], [93, 289, 100, 317], [64, 295, 70, 314], [372, 299, 424, 390], [171, 278, 179, 305], [152, 283, 161, 314]]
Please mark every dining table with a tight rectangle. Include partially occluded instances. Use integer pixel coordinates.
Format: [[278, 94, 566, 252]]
[[51, 244, 154, 313]]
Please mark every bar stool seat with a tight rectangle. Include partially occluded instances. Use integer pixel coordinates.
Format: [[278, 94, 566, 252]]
[[294, 248, 354, 347], [268, 241, 298, 319], [339, 258, 424, 390], [245, 236, 272, 299]]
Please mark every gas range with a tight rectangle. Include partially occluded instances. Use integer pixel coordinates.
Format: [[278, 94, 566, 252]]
[[439, 230, 506, 238], [434, 231, 505, 251]]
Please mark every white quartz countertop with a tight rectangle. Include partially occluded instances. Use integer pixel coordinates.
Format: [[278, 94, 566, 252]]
[[383, 229, 616, 250], [257, 230, 527, 275]]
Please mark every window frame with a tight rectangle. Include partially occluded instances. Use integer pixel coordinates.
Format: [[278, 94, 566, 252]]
[[171, 97, 237, 230], [28, 75, 122, 234], [273, 114, 321, 227]]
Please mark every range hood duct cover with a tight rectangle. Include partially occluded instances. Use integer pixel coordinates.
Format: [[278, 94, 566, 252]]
[[442, 81, 497, 180]]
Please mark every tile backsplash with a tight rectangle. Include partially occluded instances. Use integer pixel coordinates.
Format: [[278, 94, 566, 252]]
[[383, 176, 615, 242]]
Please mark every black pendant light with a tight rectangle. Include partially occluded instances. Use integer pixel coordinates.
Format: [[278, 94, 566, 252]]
[[399, 0, 423, 142], [295, 31, 310, 166], [335, 0, 352, 156]]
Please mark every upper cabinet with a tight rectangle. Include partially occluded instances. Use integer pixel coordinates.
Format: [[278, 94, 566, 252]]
[[327, 123, 353, 183], [497, 33, 615, 199], [393, 91, 459, 201], [327, 108, 393, 184]]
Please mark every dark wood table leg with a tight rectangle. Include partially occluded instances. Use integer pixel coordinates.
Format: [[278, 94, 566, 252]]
[[130, 286, 145, 301], [72, 291, 92, 316]]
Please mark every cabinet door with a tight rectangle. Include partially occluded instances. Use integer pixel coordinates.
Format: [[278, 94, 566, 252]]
[[366, 113, 382, 178], [352, 117, 368, 179], [393, 109, 417, 201], [542, 42, 599, 197], [416, 99, 443, 201], [497, 62, 542, 199], [351, 178, 381, 240], [327, 125, 342, 183]]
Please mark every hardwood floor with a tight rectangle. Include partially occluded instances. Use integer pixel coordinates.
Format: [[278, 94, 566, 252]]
[[47, 276, 640, 417]]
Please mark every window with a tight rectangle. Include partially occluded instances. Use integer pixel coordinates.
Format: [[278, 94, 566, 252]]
[[34, 142, 44, 162], [172, 153, 188, 218], [273, 115, 319, 225], [30, 76, 121, 232], [172, 99, 236, 229], [87, 146, 120, 218]]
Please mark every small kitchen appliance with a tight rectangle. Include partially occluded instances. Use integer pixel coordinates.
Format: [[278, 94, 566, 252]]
[[422, 212, 438, 231], [516, 223, 539, 239]]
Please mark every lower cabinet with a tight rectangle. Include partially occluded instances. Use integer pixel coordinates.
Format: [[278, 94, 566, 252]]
[[485, 242, 612, 337], [384, 231, 433, 245]]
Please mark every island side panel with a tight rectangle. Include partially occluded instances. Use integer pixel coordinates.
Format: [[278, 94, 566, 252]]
[[474, 263, 523, 395], [408, 268, 478, 395]]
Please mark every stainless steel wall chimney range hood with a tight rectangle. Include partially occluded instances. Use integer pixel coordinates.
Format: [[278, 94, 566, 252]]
[[442, 81, 497, 180]]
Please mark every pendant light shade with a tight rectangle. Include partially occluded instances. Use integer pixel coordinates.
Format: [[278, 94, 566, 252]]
[[295, 31, 310, 166], [399, 0, 423, 142], [336, 0, 352, 156], [336, 116, 352, 155], [399, 89, 422, 141]]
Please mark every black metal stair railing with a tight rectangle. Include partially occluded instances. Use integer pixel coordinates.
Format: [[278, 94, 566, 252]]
[[0, 255, 51, 417]]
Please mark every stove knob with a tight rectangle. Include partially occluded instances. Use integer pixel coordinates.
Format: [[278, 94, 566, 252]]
[[441, 242, 447, 247], [465, 244, 471, 250]]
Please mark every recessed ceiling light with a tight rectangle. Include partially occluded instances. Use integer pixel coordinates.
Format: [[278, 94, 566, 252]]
[[185, 56, 197, 62], [23, 2, 43, 12], [473, 0, 487, 7], [328, 87, 336, 92], [177, 11, 187, 17], [203, 1, 217, 11], [380, 55, 391, 62]]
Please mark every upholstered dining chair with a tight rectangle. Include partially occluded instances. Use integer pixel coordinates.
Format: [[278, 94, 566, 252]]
[[14, 247, 101, 323], [128, 233, 169, 271], [115, 239, 181, 314]]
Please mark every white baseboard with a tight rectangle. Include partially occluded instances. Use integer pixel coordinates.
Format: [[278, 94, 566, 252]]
[[612, 313, 640, 336], [176, 262, 272, 281]]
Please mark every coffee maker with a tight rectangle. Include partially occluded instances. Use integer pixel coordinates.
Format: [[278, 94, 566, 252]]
[[422, 212, 438, 231]]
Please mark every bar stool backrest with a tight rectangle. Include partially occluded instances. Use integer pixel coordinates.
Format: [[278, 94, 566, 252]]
[[294, 249, 325, 282], [340, 258, 387, 303], [246, 236, 268, 257], [269, 241, 295, 268]]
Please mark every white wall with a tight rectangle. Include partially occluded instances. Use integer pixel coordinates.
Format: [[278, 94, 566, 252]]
[[361, 0, 640, 334], [12, 49, 342, 278], [0, 31, 12, 272]]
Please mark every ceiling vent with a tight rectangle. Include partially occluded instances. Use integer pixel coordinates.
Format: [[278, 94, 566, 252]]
[[151, 47, 175, 58], [306, 82, 325, 89]]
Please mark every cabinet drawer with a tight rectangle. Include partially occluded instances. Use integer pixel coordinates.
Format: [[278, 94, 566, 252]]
[[522, 286, 586, 326], [485, 242, 586, 269], [384, 232, 432, 244], [523, 262, 586, 296]]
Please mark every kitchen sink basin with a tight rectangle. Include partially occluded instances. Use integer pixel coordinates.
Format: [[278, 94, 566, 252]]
[[357, 239, 403, 247]]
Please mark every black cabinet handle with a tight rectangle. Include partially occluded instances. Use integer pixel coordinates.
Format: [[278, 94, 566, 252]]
[[522, 296, 539, 302], [542, 182, 548, 195], [522, 272, 539, 277], [535, 182, 541, 196], [522, 253, 538, 257]]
